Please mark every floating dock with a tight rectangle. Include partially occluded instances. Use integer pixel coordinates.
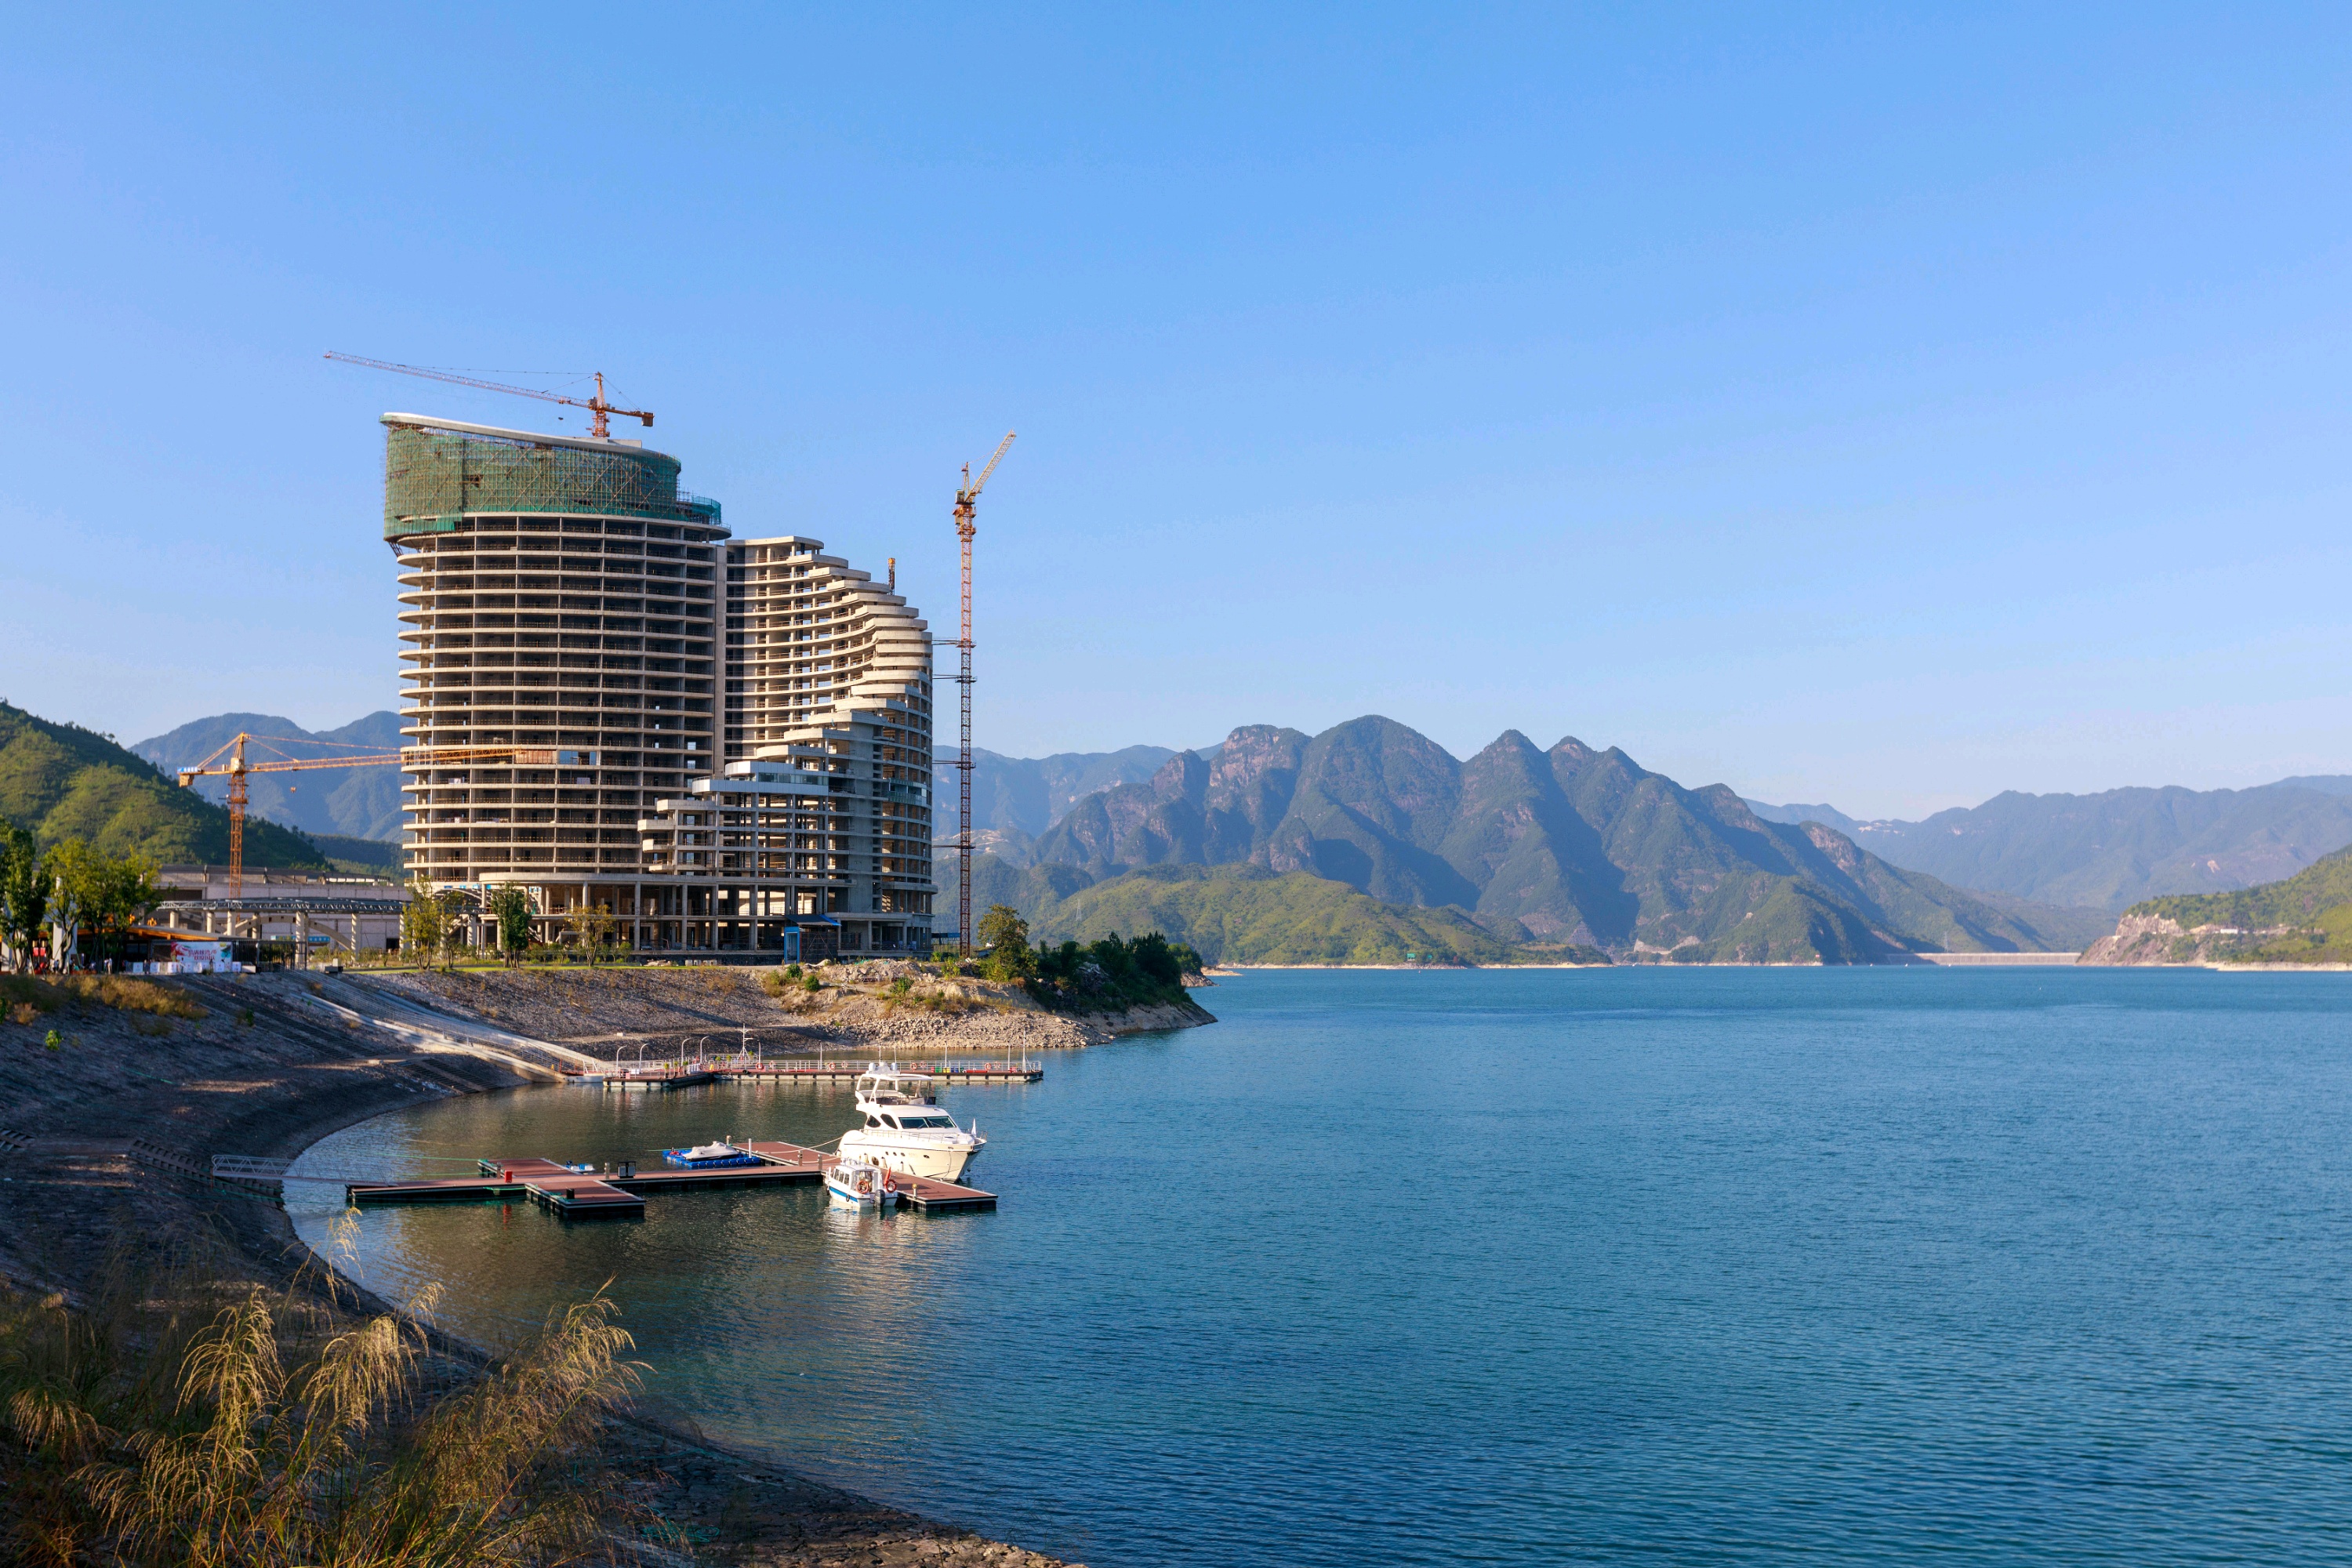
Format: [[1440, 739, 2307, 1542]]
[[573, 1062, 1042, 1090], [343, 1140, 996, 1219]]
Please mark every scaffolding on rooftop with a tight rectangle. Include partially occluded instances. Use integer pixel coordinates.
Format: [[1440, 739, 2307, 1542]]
[[383, 419, 724, 537]]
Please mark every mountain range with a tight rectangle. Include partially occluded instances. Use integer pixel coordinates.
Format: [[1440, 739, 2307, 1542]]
[[132, 711, 408, 841], [950, 717, 2111, 964], [0, 702, 324, 868], [1745, 779, 2352, 911], [938, 737, 2352, 918], [123, 701, 2352, 960]]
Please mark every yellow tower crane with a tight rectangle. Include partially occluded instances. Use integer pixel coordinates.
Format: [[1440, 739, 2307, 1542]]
[[177, 734, 555, 897]]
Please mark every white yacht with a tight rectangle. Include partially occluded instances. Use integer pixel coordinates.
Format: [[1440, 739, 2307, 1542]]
[[837, 1065, 986, 1183]]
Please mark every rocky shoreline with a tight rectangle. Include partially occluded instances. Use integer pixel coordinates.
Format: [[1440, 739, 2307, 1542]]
[[368, 960, 1215, 1058], [2079, 913, 2352, 968], [0, 967, 1205, 1566]]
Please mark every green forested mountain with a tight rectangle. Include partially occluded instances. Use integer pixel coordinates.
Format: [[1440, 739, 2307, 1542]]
[[0, 702, 326, 867], [2109, 846, 2352, 963], [2138, 845, 2352, 927], [1015, 717, 2090, 962]]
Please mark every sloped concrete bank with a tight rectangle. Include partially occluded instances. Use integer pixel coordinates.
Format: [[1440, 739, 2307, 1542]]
[[0, 971, 1090, 1567]]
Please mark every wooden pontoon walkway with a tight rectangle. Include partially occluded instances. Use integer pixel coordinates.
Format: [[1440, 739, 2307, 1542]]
[[343, 1141, 996, 1220], [575, 1062, 1042, 1090]]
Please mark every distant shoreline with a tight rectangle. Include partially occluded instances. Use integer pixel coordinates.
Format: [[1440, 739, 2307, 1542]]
[[1220, 959, 2352, 973]]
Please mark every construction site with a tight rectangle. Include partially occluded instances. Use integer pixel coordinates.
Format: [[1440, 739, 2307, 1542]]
[[151, 361, 1016, 965]]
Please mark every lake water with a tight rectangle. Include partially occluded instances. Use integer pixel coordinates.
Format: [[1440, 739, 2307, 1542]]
[[289, 967, 2352, 1566]]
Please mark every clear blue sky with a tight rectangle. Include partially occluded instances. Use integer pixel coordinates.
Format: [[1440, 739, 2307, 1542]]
[[4, 5, 2348, 818]]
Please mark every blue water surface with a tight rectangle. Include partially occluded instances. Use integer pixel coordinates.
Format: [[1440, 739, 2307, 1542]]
[[289, 967, 2352, 1566]]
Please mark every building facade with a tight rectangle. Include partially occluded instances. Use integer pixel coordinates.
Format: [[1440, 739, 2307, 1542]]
[[385, 413, 933, 956], [630, 535, 936, 956]]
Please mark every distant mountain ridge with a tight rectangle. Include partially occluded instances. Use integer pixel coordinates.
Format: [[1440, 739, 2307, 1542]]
[[929, 744, 1180, 847], [1743, 779, 2352, 911], [978, 716, 2103, 963], [133, 712, 407, 841], [0, 702, 325, 868]]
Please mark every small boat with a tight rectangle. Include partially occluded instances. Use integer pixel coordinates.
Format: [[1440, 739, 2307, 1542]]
[[662, 1138, 758, 1169], [826, 1157, 898, 1206]]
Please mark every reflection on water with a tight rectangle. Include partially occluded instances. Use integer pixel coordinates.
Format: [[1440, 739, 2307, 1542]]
[[289, 1078, 993, 1461], [292, 971, 2352, 1568]]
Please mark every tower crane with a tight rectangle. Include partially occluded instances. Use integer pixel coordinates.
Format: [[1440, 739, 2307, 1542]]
[[323, 352, 653, 439], [177, 734, 556, 898], [953, 432, 1015, 957]]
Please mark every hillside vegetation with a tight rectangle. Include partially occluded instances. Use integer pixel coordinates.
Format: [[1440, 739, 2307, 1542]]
[[1017, 863, 1530, 966], [2085, 846, 2352, 965], [0, 702, 325, 867], [986, 717, 2094, 964]]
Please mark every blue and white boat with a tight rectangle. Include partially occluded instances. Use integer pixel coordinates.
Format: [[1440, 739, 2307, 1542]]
[[662, 1139, 757, 1169], [825, 1157, 897, 1206]]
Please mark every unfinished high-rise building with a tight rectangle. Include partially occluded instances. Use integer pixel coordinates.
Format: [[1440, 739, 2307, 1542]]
[[386, 412, 933, 956], [633, 537, 938, 956]]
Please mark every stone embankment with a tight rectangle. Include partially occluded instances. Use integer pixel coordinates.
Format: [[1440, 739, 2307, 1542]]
[[0, 971, 1092, 1566], [373, 959, 1214, 1059]]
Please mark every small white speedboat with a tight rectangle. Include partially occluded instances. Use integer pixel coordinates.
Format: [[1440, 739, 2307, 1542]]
[[826, 1157, 898, 1207], [662, 1139, 757, 1169]]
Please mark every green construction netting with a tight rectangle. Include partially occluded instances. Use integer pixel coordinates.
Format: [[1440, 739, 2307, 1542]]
[[384, 422, 724, 537]]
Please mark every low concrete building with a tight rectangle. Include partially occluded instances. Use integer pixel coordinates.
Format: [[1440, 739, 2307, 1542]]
[[147, 866, 411, 960]]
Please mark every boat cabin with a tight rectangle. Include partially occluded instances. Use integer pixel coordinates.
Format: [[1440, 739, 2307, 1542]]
[[862, 1109, 960, 1131], [853, 1065, 939, 1108]]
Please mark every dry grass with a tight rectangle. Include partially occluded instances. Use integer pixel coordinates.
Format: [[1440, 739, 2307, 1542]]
[[0, 1239, 644, 1567], [0, 975, 207, 1022]]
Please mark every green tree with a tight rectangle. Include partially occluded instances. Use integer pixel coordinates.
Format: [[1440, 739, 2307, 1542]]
[[0, 820, 46, 974], [43, 837, 98, 970], [976, 903, 1029, 953], [400, 876, 447, 968], [564, 902, 615, 965], [87, 850, 164, 966], [488, 884, 535, 967], [975, 903, 1036, 982]]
